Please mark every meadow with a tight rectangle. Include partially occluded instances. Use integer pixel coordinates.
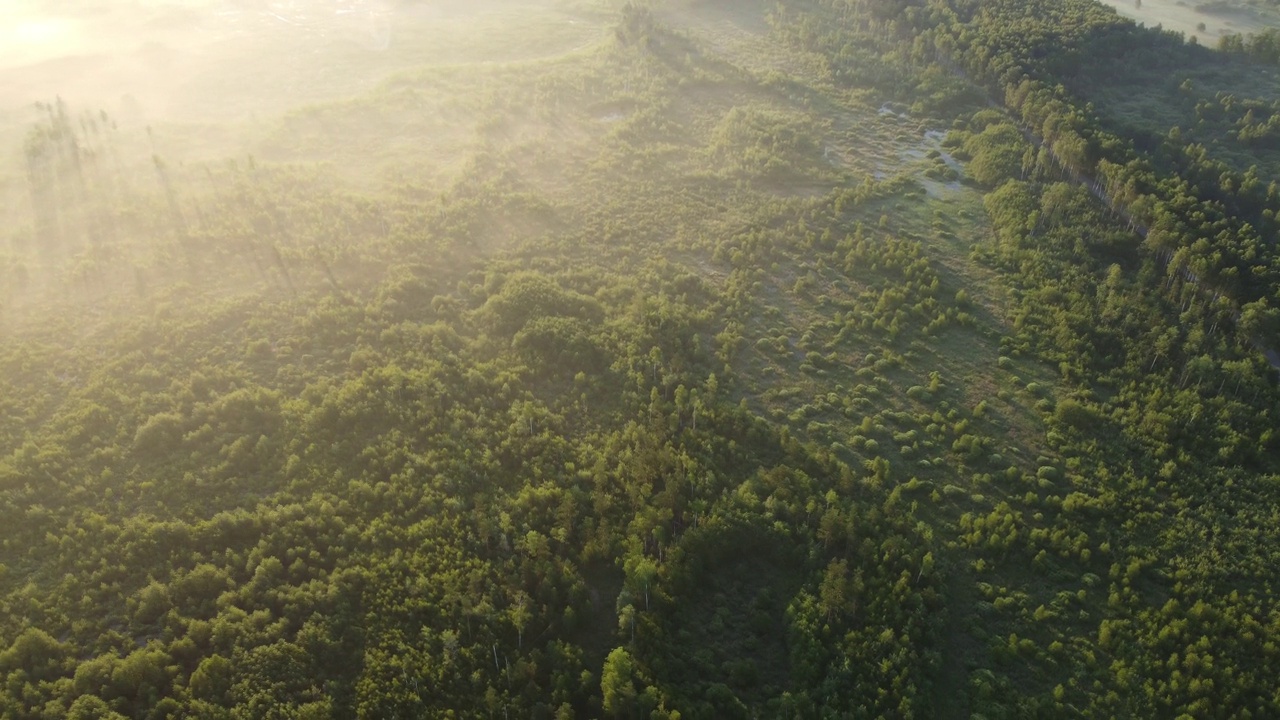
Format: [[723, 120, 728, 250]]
[[1097, 0, 1280, 45]]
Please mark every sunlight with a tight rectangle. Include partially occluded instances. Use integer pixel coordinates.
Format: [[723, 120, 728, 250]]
[[1, 18, 81, 65]]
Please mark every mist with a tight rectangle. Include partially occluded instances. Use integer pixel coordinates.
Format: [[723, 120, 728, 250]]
[[0, 1, 519, 127], [0, 0, 609, 317]]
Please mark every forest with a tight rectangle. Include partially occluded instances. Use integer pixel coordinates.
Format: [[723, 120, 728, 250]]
[[0, 0, 1279, 717]]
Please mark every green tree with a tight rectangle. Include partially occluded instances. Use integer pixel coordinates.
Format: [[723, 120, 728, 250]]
[[601, 647, 638, 718], [819, 559, 850, 620]]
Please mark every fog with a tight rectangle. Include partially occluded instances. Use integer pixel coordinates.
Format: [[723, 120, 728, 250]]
[[0, 1, 414, 249], [0, 0, 606, 243], [0, 0, 609, 318], [0, 1, 442, 126], [0, 0, 605, 131]]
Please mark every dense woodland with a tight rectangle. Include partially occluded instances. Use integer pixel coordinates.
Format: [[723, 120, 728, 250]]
[[0, 0, 1279, 717]]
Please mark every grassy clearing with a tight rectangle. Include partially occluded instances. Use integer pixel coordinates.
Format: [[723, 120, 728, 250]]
[[1057, 11, 1280, 177], [642, 0, 1059, 501], [1098, 0, 1280, 44], [1081, 46, 1280, 135]]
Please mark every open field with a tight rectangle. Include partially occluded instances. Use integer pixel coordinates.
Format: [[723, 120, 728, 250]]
[[1097, 0, 1280, 44]]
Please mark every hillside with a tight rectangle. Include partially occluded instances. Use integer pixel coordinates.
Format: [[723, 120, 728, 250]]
[[1, 0, 1279, 718]]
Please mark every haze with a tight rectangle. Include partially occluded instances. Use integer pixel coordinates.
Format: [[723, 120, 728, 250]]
[[0, 0, 607, 271], [0, 1, 605, 128]]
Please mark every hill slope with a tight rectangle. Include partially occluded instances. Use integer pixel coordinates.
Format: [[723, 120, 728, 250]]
[[0, 0, 1278, 718]]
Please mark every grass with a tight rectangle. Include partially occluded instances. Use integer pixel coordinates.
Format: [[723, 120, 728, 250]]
[[1062, 21, 1280, 173], [1097, 0, 1280, 44]]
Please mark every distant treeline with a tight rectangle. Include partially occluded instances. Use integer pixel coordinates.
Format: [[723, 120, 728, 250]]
[[1219, 27, 1280, 63]]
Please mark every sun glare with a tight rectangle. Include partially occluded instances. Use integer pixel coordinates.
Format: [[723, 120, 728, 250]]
[[2, 18, 79, 64], [13, 19, 70, 45]]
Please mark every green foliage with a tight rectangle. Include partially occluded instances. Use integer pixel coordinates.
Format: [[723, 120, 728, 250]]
[[961, 123, 1031, 188], [601, 647, 638, 717], [1, 0, 1279, 718]]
